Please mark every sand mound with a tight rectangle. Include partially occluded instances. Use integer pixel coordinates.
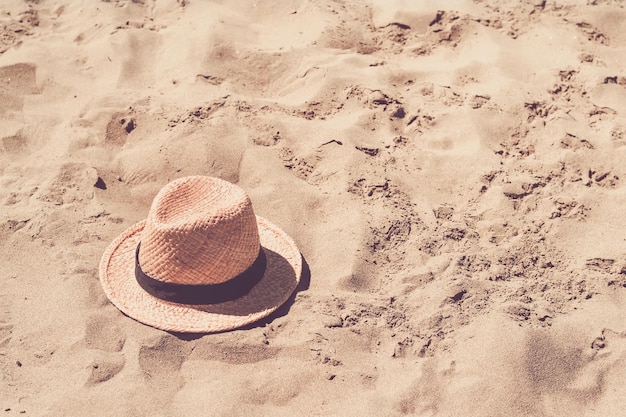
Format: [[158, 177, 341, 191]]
[[1, 0, 626, 415]]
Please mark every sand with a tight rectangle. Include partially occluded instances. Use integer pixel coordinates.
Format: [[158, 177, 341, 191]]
[[1, 0, 626, 415]]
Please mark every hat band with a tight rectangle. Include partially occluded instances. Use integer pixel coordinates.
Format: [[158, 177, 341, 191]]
[[134, 243, 267, 305]]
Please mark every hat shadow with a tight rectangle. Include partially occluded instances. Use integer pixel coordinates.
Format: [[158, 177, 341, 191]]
[[239, 253, 311, 330], [170, 253, 311, 340]]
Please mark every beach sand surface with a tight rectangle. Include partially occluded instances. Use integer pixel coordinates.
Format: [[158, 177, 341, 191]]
[[1, 0, 626, 415]]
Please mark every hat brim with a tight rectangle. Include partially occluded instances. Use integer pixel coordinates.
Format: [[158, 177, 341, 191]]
[[99, 216, 302, 333]]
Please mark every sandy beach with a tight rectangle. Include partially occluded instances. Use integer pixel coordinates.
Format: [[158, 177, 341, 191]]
[[2, 0, 626, 415]]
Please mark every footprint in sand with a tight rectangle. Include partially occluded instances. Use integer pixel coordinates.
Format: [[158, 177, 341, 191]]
[[0, 126, 28, 155], [113, 31, 163, 89], [395, 360, 448, 415], [138, 334, 191, 380], [339, 258, 378, 293], [105, 112, 136, 147], [85, 351, 125, 386], [242, 370, 312, 406], [83, 314, 126, 352], [0, 63, 38, 115], [200, 38, 297, 96], [189, 339, 279, 365]]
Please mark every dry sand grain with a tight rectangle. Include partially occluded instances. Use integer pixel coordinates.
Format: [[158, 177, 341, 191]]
[[1, 0, 626, 415]]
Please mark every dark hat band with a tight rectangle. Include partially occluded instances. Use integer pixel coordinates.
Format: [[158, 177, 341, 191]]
[[135, 243, 267, 305]]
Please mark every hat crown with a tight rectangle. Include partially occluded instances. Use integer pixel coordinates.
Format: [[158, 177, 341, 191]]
[[138, 176, 260, 285]]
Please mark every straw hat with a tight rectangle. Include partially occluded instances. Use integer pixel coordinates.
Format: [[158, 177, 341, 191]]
[[99, 176, 302, 333]]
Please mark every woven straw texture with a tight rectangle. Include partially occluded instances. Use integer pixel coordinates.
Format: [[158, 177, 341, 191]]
[[139, 176, 260, 285], [99, 177, 302, 333]]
